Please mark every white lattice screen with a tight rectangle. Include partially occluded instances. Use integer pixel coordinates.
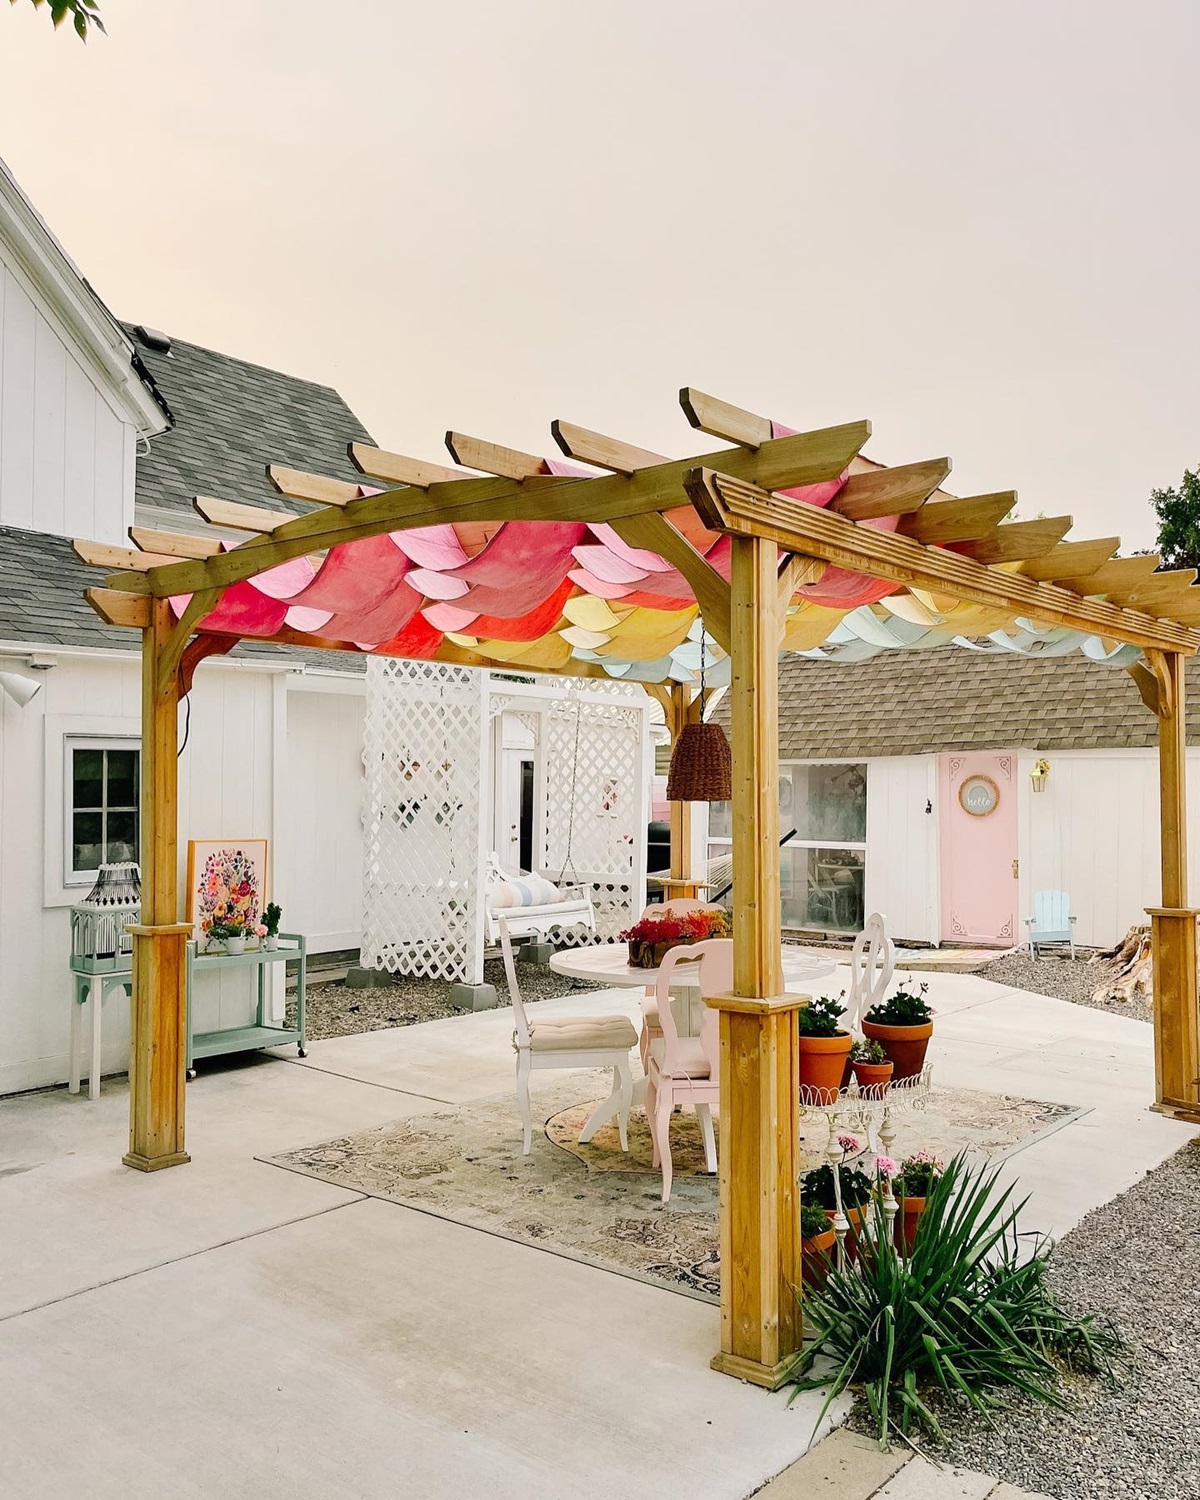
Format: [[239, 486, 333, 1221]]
[[541, 696, 646, 943], [360, 659, 487, 983], [361, 663, 649, 984]]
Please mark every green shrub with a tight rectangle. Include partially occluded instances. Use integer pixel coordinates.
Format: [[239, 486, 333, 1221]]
[[895, 1150, 944, 1198], [798, 994, 847, 1038], [801, 1203, 833, 1240], [865, 982, 933, 1027], [849, 1038, 887, 1063], [788, 1154, 1121, 1447]]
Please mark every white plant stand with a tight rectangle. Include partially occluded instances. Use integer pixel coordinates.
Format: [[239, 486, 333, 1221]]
[[800, 1067, 933, 1267]]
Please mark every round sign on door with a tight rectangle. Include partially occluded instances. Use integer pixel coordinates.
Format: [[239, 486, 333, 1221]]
[[959, 774, 999, 817]]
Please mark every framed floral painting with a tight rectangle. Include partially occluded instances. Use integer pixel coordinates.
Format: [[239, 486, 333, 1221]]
[[186, 839, 269, 940]]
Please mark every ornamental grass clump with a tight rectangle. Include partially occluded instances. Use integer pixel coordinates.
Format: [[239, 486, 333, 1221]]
[[789, 1153, 1121, 1449]]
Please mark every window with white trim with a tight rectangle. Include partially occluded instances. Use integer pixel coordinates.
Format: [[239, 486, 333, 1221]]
[[708, 761, 867, 931], [64, 737, 140, 884]]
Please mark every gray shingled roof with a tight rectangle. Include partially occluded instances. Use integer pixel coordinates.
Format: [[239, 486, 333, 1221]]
[[735, 647, 1200, 755], [127, 326, 373, 519]]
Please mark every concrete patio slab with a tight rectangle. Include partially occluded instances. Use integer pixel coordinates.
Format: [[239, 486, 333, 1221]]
[[0, 1196, 839, 1500]]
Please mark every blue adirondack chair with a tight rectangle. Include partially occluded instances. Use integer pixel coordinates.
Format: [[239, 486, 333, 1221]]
[[1025, 890, 1077, 958]]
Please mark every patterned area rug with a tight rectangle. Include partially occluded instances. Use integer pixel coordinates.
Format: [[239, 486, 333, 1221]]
[[266, 1073, 1080, 1302]]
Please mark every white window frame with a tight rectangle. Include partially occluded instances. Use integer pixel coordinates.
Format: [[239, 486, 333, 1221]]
[[707, 758, 868, 928], [62, 733, 141, 887]]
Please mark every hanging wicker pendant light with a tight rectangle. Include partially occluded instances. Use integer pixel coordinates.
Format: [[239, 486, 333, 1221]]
[[665, 626, 732, 802]]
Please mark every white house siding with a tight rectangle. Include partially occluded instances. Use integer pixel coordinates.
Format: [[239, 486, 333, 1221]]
[[0, 253, 135, 545], [864, 754, 940, 945], [0, 651, 367, 1096]]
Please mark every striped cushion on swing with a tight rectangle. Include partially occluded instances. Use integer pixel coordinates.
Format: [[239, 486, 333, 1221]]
[[486, 873, 568, 911]]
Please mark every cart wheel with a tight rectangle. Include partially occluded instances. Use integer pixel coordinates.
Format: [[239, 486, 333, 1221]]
[[186, 1068, 197, 1081], [297, 1046, 308, 1059]]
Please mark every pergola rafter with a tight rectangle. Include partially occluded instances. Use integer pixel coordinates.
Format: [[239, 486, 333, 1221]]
[[71, 385, 1200, 1391]]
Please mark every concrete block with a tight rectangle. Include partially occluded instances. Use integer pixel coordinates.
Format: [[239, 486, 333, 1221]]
[[987, 1486, 1057, 1500], [521, 941, 555, 965], [343, 966, 394, 990], [447, 981, 499, 1012], [876, 1456, 997, 1499], [756, 1427, 910, 1498]]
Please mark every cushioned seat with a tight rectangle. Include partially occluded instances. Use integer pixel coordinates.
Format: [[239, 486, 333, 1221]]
[[527, 1015, 639, 1053], [648, 1033, 710, 1078]]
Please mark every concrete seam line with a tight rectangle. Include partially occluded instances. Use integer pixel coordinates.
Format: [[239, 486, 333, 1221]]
[[0, 1194, 368, 1325]]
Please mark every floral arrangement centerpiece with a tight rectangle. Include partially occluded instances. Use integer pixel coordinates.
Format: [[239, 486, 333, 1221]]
[[617, 907, 731, 968], [198, 847, 262, 953]]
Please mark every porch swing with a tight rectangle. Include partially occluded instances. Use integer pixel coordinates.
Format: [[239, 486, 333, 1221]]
[[482, 691, 598, 947]]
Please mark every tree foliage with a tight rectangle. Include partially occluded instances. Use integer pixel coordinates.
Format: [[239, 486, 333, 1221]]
[[10, 0, 104, 40], [1150, 466, 1200, 572]]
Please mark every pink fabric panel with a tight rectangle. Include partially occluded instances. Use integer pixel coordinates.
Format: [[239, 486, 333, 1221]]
[[244, 555, 318, 601], [421, 603, 480, 632], [587, 522, 674, 572], [289, 534, 423, 643], [570, 544, 650, 586], [445, 521, 587, 616], [567, 568, 635, 600], [285, 605, 335, 633], [407, 568, 469, 600], [192, 582, 290, 637], [390, 525, 469, 570]]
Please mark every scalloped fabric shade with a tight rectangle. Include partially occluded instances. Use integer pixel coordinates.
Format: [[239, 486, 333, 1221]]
[[666, 721, 732, 802]]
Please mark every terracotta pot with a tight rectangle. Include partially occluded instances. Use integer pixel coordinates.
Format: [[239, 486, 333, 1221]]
[[801, 1226, 836, 1288], [861, 1018, 933, 1081], [850, 1058, 894, 1094], [894, 1194, 926, 1255], [797, 1030, 853, 1103]]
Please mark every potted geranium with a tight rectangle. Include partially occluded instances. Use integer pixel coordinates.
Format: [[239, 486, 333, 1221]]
[[862, 981, 935, 1080], [848, 1037, 893, 1093], [800, 1202, 836, 1288], [893, 1150, 945, 1254], [617, 907, 730, 968], [205, 918, 246, 955], [262, 902, 282, 952], [797, 994, 853, 1103]]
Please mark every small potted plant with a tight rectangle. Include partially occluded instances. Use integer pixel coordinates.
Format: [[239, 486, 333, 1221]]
[[862, 981, 935, 1080], [617, 907, 730, 968], [223, 920, 248, 955], [848, 1037, 893, 1093], [797, 994, 853, 1103], [800, 1202, 836, 1288], [893, 1149, 945, 1254], [261, 903, 282, 952], [801, 1140, 875, 1261]]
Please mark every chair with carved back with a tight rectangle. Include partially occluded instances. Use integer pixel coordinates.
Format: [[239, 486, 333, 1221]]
[[846, 911, 896, 1034]]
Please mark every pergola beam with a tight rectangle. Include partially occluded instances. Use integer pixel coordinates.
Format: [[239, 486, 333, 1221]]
[[688, 469, 1200, 652], [348, 442, 470, 488], [957, 516, 1072, 565], [679, 387, 772, 448], [107, 422, 874, 599], [828, 458, 951, 521], [898, 491, 1015, 544], [1018, 536, 1121, 583], [129, 526, 225, 560]]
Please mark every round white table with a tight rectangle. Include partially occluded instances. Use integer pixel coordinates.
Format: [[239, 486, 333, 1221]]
[[549, 944, 840, 1158]]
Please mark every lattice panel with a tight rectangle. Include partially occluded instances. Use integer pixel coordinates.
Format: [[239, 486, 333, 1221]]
[[361, 659, 484, 983], [542, 696, 644, 942]]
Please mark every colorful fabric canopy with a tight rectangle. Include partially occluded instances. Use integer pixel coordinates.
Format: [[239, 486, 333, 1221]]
[[173, 470, 1139, 681]]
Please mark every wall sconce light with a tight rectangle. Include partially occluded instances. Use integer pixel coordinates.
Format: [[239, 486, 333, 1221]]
[[1031, 757, 1051, 793], [0, 670, 42, 708]]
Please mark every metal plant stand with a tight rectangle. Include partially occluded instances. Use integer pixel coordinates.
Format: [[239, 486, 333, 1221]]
[[799, 1067, 933, 1267], [185, 933, 307, 1076]]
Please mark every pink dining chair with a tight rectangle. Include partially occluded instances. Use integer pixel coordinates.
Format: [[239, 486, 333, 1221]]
[[645, 937, 732, 1203], [638, 901, 727, 1071]]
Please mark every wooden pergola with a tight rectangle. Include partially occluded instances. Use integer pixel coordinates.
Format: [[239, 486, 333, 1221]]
[[77, 388, 1200, 1391]]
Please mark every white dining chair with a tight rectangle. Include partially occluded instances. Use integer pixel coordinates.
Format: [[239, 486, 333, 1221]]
[[846, 911, 895, 1032], [498, 913, 637, 1155], [646, 937, 732, 1202], [638, 900, 727, 1069]]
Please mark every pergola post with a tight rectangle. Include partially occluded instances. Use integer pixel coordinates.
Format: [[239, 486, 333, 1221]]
[[708, 534, 807, 1389], [124, 597, 191, 1171], [1148, 650, 1200, 1120]]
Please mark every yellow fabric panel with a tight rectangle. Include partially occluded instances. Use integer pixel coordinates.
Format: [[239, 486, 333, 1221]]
[[562, 595, 626, 632], [781, 603, 849, 650], [592, 605, 697, 660], [473, 634, 575, 668]]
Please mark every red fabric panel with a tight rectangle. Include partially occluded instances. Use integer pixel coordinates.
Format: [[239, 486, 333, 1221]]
[[196, 582, 289, 637], [288, 534, 423, 643], [447, 521, 587, 616], [465, 577, 576, 641], [371, 612, 444, 660]]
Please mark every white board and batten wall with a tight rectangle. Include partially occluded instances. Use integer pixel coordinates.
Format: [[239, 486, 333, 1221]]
[[0, 239, 142, 546], [0, 649, 366, 1096]]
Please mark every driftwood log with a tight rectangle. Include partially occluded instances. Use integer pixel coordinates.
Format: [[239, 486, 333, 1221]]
[[1089, 924, 1153, 1005]]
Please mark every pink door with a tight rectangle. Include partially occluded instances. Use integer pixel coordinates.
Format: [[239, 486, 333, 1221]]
[[939, 753, 1018, 946]]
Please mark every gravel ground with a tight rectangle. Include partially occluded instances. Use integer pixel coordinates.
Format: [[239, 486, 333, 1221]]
[[286, 956, 599, 1042], [972, 950, 1152, 1024], [943, 1138, 1200, 1500]]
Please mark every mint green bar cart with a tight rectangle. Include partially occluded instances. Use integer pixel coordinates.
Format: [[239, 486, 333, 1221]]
[[185, 932, 307, 1077]]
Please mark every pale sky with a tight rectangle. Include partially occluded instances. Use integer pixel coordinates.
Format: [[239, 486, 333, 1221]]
[[2, 1, 1198, 550]]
